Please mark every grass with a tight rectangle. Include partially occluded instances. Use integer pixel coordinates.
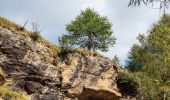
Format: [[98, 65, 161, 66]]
[[0, 16, 60, 54], [39, 37, 61, 54], [0, 17, 21, 31], [0, 17, 31, 36], [74, 48, 107, 58], [0, 86, 28, 100], [59, 47, 107, 58]]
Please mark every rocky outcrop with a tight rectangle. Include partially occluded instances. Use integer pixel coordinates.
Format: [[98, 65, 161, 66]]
[[0, 21, 121, 100], [59, 51, 121, 100]]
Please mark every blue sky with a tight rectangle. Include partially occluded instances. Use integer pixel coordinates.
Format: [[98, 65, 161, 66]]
[[0, 0, 162, 65]]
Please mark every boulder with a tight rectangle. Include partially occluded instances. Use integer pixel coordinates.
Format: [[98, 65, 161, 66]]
[[60, 53, 121, 99]]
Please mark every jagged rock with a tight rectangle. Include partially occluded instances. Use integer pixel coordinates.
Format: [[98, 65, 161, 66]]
[[0, 24, 121, 100], [60, 53, 121, 99]]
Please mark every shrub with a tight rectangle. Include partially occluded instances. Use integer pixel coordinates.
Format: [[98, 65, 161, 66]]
[[30, 32, 40, 41], [116, 72, 139, 97], [116, 72, 166, 100], [30, 23, 41, 41]]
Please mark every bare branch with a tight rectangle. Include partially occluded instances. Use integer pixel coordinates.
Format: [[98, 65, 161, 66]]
[[31, 22, 42, 41], [129, 0, 170, 12], [32, 22, 42, 34], [22, 18, 30, 29], [20, 18, 30, 30]]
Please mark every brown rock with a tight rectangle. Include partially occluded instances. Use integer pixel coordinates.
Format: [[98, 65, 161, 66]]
[[79, 87, 121, 100], [0, 74, 5, 86], [60, 54, 121, 99]]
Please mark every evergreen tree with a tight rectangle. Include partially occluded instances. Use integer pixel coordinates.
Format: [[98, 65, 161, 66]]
[[59, 8, 116, 52], [126, 15, 170, 99]]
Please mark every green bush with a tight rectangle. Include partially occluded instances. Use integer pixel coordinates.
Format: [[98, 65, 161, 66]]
[[116, 72, 170, 100], [30, 32, 40, 41], [134, 72, 160, 100], [116, 72, 138, 97]]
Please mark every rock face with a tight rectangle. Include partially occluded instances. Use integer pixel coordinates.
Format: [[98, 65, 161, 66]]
[[0, 25, 121, 100], [60, 52, 121, 100]]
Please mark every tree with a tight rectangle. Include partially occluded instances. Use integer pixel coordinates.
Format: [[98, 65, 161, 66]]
[[126, 15, 170, 99], [126, 43, 144, 72], [134, 72, 161, 100], [59, 8, 116, 52]]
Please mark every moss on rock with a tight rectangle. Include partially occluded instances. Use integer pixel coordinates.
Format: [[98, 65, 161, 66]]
[[0, 86, 28, 100]]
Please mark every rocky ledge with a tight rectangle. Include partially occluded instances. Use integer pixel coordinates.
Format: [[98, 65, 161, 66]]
[[0, 18, 121, 100]]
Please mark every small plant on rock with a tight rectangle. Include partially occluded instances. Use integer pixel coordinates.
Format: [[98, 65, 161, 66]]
[[30, 23, 42, 41]]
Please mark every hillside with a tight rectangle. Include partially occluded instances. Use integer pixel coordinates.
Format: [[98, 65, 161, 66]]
[[0, 17, 121, 100]]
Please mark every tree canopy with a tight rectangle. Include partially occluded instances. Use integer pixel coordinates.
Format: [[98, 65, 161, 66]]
[[126, 15, 170, 100], [59, 8, 116, 52]]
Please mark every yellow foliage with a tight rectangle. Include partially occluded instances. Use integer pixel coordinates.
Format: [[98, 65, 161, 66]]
[[39, 37, 61, 54], [0, 86, 28, 100], [0, 17, 31, 36], [0, 17, 21, 31]]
